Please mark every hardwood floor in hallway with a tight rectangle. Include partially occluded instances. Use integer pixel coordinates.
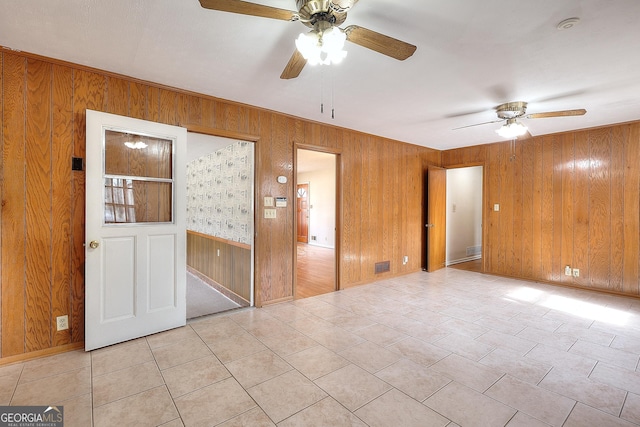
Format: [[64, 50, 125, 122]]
[[296, 243, 335, 299]]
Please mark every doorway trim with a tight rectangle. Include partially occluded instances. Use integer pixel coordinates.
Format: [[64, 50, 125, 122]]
[[294, 145, 342, 297], [444, 163, 486, 274], [184, 124, 259, 306]]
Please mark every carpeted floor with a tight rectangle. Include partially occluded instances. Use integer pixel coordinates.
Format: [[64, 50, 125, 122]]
[[186, 272, 241, 319]]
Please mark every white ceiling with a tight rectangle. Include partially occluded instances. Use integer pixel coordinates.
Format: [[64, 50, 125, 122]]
[[2, 0, 639, 150]]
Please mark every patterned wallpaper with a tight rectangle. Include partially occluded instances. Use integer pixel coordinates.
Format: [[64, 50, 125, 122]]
[[186, 141, 253, 245]]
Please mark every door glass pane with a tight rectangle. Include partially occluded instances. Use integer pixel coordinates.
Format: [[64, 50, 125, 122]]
[[103, 129, 174, 224], [105, 130, 173, 179]]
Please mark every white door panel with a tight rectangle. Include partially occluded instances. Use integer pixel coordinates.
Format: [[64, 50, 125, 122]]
[[85, 109, 186, 351]]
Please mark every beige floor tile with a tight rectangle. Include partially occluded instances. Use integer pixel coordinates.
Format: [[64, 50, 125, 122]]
[[517, 327, 577, 351], [58, 392, 93, 427], [94, 385, 178, 427], [190, 315, 247, 344], [91, 338, 153, 376], [284, 346, 349, 380], [151, 337, 213, 370], [425, 381, 516, 426], [386, 337, 450, 367], [505, 411, 551, 427], [476, 330, 537, 356], [474, 316, 527, 335], [0, 363, 23, 379], [174, 377, 256, 426], [621, 392, 640, 424], [512, 314, 563, 333], [247, 370, 327, 423], [326, 312, 378, 332], [433, 332, 494, 361], [354, 323, 407, 347], [278, 397, 367, 427], [20, 350, 90, 383], [429, 354, 504, 393], [261, 302, 310, 323], [11, 366, 91, 406], [563, 403, 636, 427], [225, 350, 292, 388], [162, 355, 230, 398], [438, 318, 489, 339], [555, 323, 615, 346], [486, 375, 576, 426], [590, 362, 640, 395], [611, 335, 640, 354], [304, 325, 366, 352], [569, 340, 639, 370], [338, 341, 401, 373], [479, 348, 551, 385], [314, 364, 391, 411], [355, 389, 449, 427], [0, 375, 19, 405], [93, 360, 164, 407], [258, 329, 318, 357], [539, 367, 626, 415], [146, 325, 199, 349], [159, 418, 184, 427], [375, 359, 450, 401], [218, 407, 275, 426], [525, 344, 597, 376], [242, 317, 294, 340], [209, 332, 267, 363], [371, 313, 426, 334]]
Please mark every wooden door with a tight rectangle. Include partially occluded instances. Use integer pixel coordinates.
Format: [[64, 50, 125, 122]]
[[85, 110, 187, 351], [426, 167, 447, 272], [297, 183, 309, 243]]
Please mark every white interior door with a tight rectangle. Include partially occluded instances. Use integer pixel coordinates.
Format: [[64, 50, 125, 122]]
[[85, 110, 187, 351]]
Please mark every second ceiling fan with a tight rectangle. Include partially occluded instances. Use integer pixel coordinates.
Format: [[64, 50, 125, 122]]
[[198, 0, 417, 79]]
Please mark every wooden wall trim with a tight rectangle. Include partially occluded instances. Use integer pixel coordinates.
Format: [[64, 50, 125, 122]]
[[0, 342, 84, 367], [187, 230, 251, 250]]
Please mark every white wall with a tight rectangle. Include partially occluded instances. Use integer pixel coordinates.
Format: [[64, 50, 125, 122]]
[[298, 167, 336, 249], [446, 166, 483, 264]]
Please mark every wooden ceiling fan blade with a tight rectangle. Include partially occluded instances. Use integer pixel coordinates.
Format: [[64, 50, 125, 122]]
[[452, 119, 503, 130], [344, 25, 416, 60], [525, 109, 586, 119], [280, 50, 307, 79], [199, 0, 297, 21]]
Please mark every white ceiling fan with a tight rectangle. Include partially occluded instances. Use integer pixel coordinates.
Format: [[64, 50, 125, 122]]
[[454, 101, 587, 139], [198, 0, 417, 79]]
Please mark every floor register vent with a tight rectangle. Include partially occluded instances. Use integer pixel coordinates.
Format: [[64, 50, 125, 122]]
[[375, 261, 391, 274]]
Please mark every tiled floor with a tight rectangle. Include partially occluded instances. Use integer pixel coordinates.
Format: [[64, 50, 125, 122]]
[[2, 268, 640, 426]]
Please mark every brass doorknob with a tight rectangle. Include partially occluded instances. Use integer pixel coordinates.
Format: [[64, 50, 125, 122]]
[[89, 240, 99, 249]]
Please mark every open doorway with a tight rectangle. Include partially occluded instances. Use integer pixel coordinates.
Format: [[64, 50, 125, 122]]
[[446, 166, 483, 272], [185, 132, 254, 318], [295, 149, 337, 299]]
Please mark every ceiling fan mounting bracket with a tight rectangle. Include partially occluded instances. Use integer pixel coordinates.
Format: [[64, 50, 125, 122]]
[[496, 101, 528, 119]]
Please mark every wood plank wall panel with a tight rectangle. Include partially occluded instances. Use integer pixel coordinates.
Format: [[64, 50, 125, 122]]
[[186, 232, 251, 302], [25, 59, 53, 352], [442, 122, 640, 296], [51, 64, 73, 347], [0, 48, 439, 360], [2, 54, 27, 357]]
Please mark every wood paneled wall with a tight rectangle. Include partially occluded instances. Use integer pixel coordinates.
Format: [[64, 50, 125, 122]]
[[187, 231, 251, 302], [442, 123, 640, 296], [0, 49, 439, 360]]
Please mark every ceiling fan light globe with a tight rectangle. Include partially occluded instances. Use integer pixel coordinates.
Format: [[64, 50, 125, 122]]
[[496, 121, 528, 138]]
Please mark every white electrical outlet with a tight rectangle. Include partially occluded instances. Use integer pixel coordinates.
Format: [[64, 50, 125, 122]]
[[56, 315, 69, 331], [403, 256, 409, 265], [572, 268, 580, 277], [564, 265, 572, 276]]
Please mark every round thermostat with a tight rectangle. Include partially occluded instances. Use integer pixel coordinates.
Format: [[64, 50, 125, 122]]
[[277, 176, 287, 184]]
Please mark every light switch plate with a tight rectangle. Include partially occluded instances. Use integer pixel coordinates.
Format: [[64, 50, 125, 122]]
[[493, 204, 500, 211], [264, 197, 274, 207], [264, 209, 276, 219]]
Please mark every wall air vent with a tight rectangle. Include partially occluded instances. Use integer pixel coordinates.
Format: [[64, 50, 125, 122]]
[[375, 261, 390, 274]]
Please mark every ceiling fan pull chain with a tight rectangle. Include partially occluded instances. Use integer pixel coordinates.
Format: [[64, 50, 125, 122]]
[[331, 66, 335, 119], [320, 67, 325, 114]]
